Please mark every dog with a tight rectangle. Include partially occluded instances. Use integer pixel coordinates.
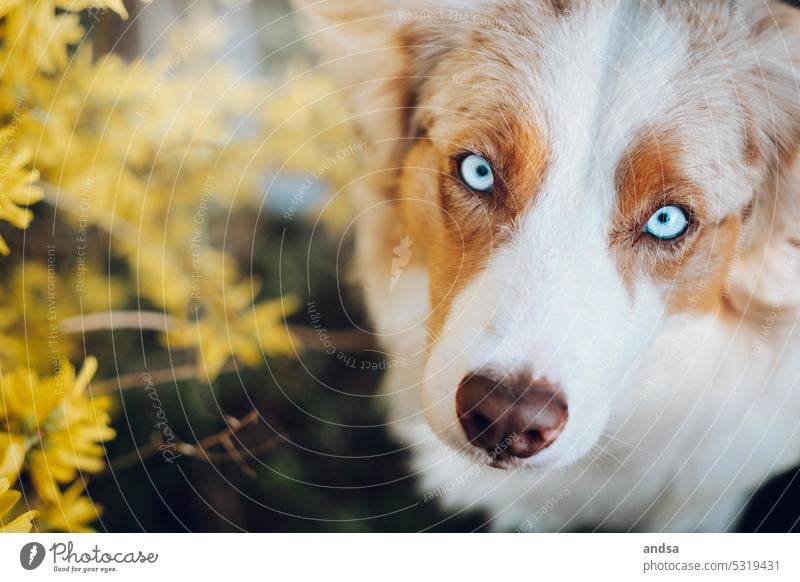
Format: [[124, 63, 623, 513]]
[[294, 0, 800, 531]]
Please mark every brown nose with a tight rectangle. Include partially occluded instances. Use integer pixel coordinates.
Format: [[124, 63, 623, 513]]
[[456, 372, 568, 459]]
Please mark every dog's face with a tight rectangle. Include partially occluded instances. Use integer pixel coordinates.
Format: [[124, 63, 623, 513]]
[[297, 0, 800, 469]]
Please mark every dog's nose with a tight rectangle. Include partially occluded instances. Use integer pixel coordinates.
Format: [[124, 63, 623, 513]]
[[456, 373, 568, 459]]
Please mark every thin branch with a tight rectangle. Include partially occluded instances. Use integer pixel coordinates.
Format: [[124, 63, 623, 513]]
[[90, 363, 204, 394], [289, 325, 374, 352], [218, 433, 257, 478], [185, 410, 259, 453], [101, 410, 277, 477], [61, 311, 183, 334], [105, 432, 163, 474]]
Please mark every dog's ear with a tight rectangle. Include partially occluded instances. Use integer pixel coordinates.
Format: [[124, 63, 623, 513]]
[[728, 1, 800, 309], [291, 0, 450, 150], [740, 2, 800, 239]]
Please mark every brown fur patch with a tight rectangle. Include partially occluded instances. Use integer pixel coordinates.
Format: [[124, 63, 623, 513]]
[[742, 106, 761, 167], [749, 3, 800, 39], [665, 215, 741, 314], [614, 127, 698, 221], [545, 0, 573, 17], [398, 104, 549, 339], [610, 125, 742, 314], [611, 126, 705, 289]]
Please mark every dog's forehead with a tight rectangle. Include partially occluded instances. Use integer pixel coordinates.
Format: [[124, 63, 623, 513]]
[[425, 1, 746, 219], [538, 4, 747, 217], [533, 6, 692, 215]]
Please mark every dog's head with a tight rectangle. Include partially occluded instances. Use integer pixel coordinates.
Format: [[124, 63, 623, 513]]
[[296, 0, 800, 468]]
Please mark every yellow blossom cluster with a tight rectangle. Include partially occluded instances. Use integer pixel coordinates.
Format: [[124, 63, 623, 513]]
[[0, 1, 360, 531], [1, 358, 112, 532], [0, 477, 37, 532]]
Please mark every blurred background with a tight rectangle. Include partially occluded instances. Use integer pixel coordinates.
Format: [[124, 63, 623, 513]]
[[0, 0, 797, 533]]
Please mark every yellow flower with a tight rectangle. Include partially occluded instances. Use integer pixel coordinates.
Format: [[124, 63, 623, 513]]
[[0, 261, 124, 376], [0, 1, 85, 76], [36, 480, 100, 533], [0, 1, 150, 78], [0, 264, 74, 374], [0, 0, 359, 535], [0, 433, 27, 481], [0, 129, 44, 255], [0, 0, 22, 18], [0, 478, 37, 533], [170, 294, 300, 380], [251, 298, 302, 358], [0, 358, 115, 502]]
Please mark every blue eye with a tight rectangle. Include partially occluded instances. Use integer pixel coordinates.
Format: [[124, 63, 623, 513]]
[[459, 154, 495, 192], [644, 205, 689, 240]]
